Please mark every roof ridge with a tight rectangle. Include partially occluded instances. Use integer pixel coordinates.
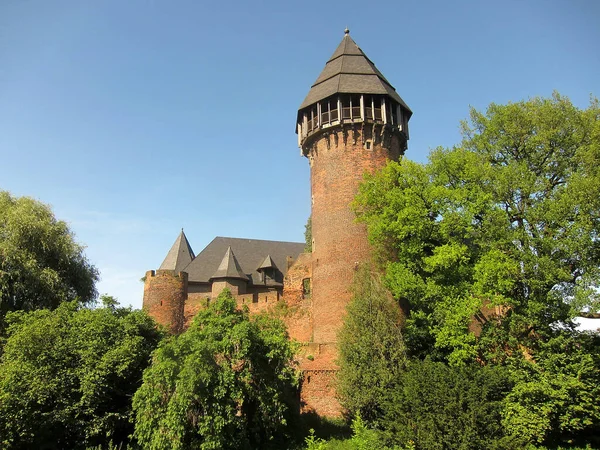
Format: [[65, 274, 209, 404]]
[[214, 236, 304, 245]]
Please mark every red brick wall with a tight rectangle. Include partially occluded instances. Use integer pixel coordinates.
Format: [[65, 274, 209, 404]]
[[300, 370, 341, 417], [211, 278, 247, 297], [182, 285, 282, 328], [283, 252, 313, 342], [308, 127, 405, 344], [143, 270, 187, 334], [184, 291, 210, 327]]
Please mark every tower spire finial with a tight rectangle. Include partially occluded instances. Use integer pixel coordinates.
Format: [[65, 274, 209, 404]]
[[344, 27, 349, 35]]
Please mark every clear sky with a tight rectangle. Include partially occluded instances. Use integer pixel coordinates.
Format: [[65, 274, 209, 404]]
[[1, 0, 599, 324]]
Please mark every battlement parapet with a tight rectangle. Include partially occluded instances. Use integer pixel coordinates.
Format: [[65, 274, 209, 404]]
[[146, 269, 188, 281]]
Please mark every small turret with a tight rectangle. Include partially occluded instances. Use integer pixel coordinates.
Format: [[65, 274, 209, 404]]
[[143, 269, 187, 334], [143, 230, 193, 333], [210, 246, 248, 297], [159, 229, 195, 273]]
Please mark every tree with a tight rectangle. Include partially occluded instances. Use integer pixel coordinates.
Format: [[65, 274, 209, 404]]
[[304, 216, 312, 252], [352, 93, 600, 447], [0, 191, 99, 320], [381, 359, 513, 450], [132, 289, 299, 450], [502, 332, 600, 447], [337, 265, 407, 424], [0, 298, 162, 449], [354, 93, 600, 364]]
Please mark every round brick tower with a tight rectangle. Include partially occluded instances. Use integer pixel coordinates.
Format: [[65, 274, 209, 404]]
[[143, 269, 187, 334], [296, 29, 412, 344]]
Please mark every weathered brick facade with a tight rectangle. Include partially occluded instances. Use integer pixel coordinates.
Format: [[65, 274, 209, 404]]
[[308, 128, 404, 344], [282, 252, 313, 343], [143, 270, 187, 334]]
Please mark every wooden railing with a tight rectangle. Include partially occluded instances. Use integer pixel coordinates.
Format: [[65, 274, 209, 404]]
[[304, 104, 387, 136]]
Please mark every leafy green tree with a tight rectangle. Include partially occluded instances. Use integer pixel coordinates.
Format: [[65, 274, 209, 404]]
[[502, 332, 600, 447], [354, 93, 600, 363], [0, 191, 99, 321], [132, 289, 299, 450], [352, 93, 600, 447], [0, 298, 162, 449], [380, 359, 513, 450], [337, 265, 407, 424]]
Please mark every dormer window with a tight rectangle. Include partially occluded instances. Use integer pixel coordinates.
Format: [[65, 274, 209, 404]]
[[256, 255, 278, 284]]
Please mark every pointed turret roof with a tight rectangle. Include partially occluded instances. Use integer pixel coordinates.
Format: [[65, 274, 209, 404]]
[[257, 254, 276, 270], [210, 246, 249, 281], [159, 229, 195, 273], [299, 29, 411, 113]]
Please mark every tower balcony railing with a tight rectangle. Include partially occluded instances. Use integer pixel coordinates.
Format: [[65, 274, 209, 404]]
[[320, 109, 339, 124], [300, 97, 407, 144], [303, 107, 388, 138]]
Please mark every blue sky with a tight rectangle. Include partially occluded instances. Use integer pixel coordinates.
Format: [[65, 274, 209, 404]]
[[1, 0, 599, 323]]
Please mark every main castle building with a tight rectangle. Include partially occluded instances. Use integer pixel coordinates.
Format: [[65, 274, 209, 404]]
[[143, 29, 411, 416]]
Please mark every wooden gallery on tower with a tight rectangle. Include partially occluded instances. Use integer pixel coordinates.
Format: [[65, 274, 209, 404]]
[[143, 29, 412, 417]]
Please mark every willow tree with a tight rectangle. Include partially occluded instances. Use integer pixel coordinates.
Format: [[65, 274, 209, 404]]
[[0, 191, 98, 320], [132, 289, 299, 450]]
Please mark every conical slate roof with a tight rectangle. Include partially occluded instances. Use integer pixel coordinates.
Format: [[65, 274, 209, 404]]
[[210, 246, 249, 281], [159, 229, 195, 273], [298, 29, 411, 113], [257, 254, 276, 270]]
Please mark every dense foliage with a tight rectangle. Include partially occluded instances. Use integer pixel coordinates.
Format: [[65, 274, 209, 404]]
[[354, 93, 599, 362], [502, 332, 600, 446], [337, 266, 406, 423], [0, 298, 162, 449], [379, 359, 514, 450], [132, 289, 299, 450], [0, 191, 99, 322], [339, 93, 600, 448]]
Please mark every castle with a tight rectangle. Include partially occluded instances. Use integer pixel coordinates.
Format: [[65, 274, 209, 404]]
[[143, 29, 411, 417]]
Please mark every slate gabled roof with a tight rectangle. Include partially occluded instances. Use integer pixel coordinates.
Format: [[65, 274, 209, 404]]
[[298, 29, 411, 114], [210, 246, 249, 281], [182, 237, 305, 287], [159, 229, 195, 273]]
